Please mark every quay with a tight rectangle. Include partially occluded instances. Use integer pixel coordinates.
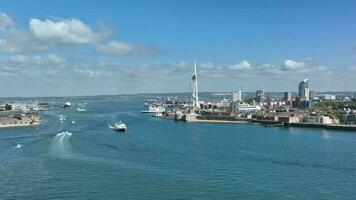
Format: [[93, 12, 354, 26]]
[[158, 111, 356, 132], [0, 113, 41, 128], [283, 122, 356, 131]]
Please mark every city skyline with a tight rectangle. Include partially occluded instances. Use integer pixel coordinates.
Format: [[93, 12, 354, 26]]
[[1, 0, 356, 97]]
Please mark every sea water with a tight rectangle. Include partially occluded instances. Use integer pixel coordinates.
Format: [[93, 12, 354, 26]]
[[0, 96, 355, 200]]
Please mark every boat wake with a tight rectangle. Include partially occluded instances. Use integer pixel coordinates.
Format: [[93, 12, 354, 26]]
[[49, 131, 73, 159], [48, 131, 196, 179]]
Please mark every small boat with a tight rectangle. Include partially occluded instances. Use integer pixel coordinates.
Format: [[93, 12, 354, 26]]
[[64, 102, 71, 108], [15, 144, 22, 149], [111, 121, 127, 132], [77, 108, 86, 112], [59, 115, 65, 123]]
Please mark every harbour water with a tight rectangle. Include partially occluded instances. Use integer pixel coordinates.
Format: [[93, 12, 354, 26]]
[[1, 96, 356, 199]]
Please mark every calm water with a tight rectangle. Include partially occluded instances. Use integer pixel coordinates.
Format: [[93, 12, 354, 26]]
[[1, 97, 356, 200]]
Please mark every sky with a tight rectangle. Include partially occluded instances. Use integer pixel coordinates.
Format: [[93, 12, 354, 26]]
[[0, 0, 356, 97]]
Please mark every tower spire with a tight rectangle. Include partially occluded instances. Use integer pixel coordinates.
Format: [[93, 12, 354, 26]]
[[192, 59, 199, 108]]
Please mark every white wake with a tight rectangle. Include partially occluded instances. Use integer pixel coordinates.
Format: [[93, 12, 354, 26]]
[[49, 131, 73, 159]]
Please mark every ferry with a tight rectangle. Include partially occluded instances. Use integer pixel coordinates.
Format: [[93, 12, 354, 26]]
[[111, 121, 127, 132], [153, 112, 163, 117], [142, 105, 165, 113]]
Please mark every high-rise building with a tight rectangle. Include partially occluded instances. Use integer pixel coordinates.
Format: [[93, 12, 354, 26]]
[[304, 88, 310, 100], [256, 90, 265, 102], [191, 60, 199, 108], [232, 91, 242, 102], [284, 92, 292, 101], [309, 90, 315, 100], [298, 79, 309, 98]]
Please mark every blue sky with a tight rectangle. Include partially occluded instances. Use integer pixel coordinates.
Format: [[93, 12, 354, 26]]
[[0, 0, 356, 97]]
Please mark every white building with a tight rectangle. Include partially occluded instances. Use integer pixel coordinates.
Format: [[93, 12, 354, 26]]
[[232, 91, 242, 102], [320, 94, 336, 100], [304, 115, 332, 124], [304, 88, 310, 100]]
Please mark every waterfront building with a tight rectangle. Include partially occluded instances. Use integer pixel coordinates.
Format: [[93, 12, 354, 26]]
[[304, 115, 332, 124], [184, 113, 200, 121], [217, 99, 231, 113], [191, 60, 199, 108], [309, 90, 316, 100], [298, 79, 309, 98], [284, 92, 292, 101], [256, 90, 265, 102], [320, 94, 336, 100], [232, 91, 242, 102], [278, 116, 300, 123], [341, 110, 356, 124]]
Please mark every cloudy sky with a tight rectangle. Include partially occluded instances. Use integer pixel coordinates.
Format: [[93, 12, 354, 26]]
[[0, 0, 356, 97]]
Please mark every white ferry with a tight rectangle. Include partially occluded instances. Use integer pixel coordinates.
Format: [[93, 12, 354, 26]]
[[142, 105, 165, 113], [111, 121, 127, 132], [153, 112, 163, 117]]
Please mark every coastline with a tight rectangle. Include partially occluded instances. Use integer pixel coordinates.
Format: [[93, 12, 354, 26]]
[[186, 119, 251, 124], [166, 116, 356, 132], [0, 122, 40, 128]]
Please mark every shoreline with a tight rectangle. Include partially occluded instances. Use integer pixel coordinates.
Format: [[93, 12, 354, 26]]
[[186, 119, 251, 124], [0, 122, 40, 128], [164, 117, 356, 132]]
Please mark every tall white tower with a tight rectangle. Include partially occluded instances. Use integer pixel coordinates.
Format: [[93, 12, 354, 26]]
[[192, 60, 199, 108]]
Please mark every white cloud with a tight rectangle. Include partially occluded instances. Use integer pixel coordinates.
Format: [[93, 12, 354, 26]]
[[229, 60, 252, 70], [95, 41, 157, 55], [281, 59, 305, 71], [0, 71, 15, 77], [9, 54, 28, 63], [29, 18, 99, 44], [47, 54, 66, 63], [8, 54, 66, 65], [316, 66, 327, 71], [0, 12, 14, 31], [200, 62, 215, 69], [0, 13, 157, 56], [349, 66, 356, 72], [95, 41, 137, 55], [0, 30, 48, 53]]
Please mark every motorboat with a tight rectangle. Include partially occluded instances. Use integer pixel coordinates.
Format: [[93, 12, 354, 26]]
[[77, 107, 86, 112], [110, 121, 127, 132], [64, 102, 71, 108], [59, 115, 65, 124]]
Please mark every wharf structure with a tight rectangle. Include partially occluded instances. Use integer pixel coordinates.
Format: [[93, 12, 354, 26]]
[[0, 113, 41, 128], [0, 102, 43, 128]]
